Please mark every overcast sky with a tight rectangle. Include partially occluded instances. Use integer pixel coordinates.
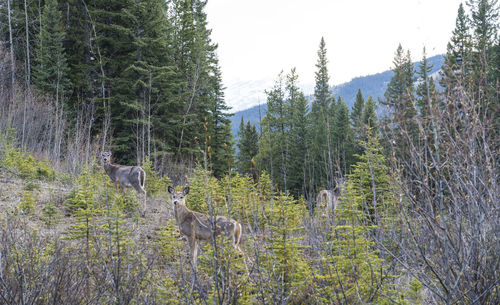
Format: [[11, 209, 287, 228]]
[[205, 0, 465, 110]]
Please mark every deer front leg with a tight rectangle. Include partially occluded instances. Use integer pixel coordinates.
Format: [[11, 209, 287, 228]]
[[188, 235, 199, 271]]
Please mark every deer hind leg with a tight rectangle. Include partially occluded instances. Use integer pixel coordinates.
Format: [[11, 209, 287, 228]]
[[233, 222, 243, 254]]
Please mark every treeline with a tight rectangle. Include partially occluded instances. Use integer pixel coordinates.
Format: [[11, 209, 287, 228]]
[[236, 1, 499, 201], [0, 0, 232, 177]]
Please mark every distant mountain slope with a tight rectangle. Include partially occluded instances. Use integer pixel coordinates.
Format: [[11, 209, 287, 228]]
[[230, 54, 444, 137]]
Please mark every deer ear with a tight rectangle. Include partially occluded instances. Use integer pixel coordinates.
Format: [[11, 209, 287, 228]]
[[183, 186, 190, 195], [168, 186, 174, 194]]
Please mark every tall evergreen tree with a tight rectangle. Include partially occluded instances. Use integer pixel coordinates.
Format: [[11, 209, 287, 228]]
[[205, 65, 234, 178], [467, 0, 499, 118], [361, 96, 378, 138], [33, 0, 71, 159], [33, 0, 71, 99], [351, 88, 365, 158], [237, 117, 259, 176], [416, 48, 438, 118], [129, 0, 179, 164], [285, 68, 310, 197], [351, 88, 365, 131], [440, 3, 473, 93], [309, 37, 334, 191], [382, 44, 417, 157], [333, 97, 354, 174], [84, 0, 138, 163], [258, 72, 288, 190]]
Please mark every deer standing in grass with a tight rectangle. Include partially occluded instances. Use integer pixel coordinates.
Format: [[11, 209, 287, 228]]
[[316, 177, 346, 218], [168, 186, 243, 269], [101, 151, 147, 214]]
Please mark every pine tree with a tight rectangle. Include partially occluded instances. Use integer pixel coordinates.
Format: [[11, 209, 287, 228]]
[[416, 48, 438, 118], [237, 117, 259, 176], [316, 136, 397, 304], [256, 69, 311, 195], [382, 44, 417, 160], [333, 97, 354, 174], [129, 0, 179, 163], [440, 3, 473, 93], [467, 0, 499, 119], [32, 0, 71, 159], [351, 88, 365, 132], [285, 68, 310, 197], [361, 96, 378, 138], [310, 37, 334, 191], [33, 0, 71, 99], [205, 65, 234, 178], [257, 72, 288, 190], [351, 88, 366, 162]]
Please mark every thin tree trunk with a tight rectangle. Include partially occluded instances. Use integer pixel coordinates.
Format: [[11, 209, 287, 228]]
[[147, 70, 152, 157], [21, 0, 31, 150], [7, 0, 15, 98], [24, 0, 31, 81], [7, 0, 16, 125]]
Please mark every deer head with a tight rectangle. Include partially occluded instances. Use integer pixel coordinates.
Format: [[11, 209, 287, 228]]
[[333, 177, 346, 196], [101, 151, 112, 164], [168, 186, 189, 206]]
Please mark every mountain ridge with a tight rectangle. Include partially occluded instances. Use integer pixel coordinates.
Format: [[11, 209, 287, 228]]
[[229, 54, 445, 136]]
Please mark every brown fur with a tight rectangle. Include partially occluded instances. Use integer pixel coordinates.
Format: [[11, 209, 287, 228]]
[[101, 151, 147, 215], [316, 177, 346, 217], [168, 186, 243, 268]]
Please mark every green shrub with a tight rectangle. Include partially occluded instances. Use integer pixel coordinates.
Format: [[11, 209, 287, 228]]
[[19, 191, 37, 215], [3, 147, 56, 181], [142, 157, 171, 198], [24, 181, 41, 191], [64, 167, 101, 214], [41, 202, 60, 227]]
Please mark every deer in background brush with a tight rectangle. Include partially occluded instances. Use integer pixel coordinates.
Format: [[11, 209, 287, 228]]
[[168, 186, 243, 269], [101, 151, 147, 214], [316, 177, 346, 218]]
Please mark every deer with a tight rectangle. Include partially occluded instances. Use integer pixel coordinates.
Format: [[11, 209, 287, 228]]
[[168, 186, 243, 269], [316, 177, 346, 218], [101, 151, 147, 215]]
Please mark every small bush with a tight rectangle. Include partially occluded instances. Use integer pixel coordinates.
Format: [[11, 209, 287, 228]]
[[3, 148, 56, 181], [19, 191, 37, 215], [24, 181, 41, 191], [142, 157, 171, 198], [41, 202, 60, 227]]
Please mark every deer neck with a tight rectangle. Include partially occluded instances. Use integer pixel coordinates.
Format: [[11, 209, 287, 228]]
[[103, 162, 118, 173], [174, 202, 191, 224]]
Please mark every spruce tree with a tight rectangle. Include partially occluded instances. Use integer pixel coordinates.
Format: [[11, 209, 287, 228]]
[[416, 48, 438, 119], [351, 88, 365, 159], [285, 68, 310, 197], [33, 0, 71, 159], [310, 37, 334, 191], [129, 0, 180, 163], [467, 0, 499, 119], [205, 65, 234, 178], [333, 97, 354, 174], [361, 96, 378, 138], [440, 3, 473, 93], [237, 118, 259, 176], [257, 72, 288, 190], [33, 0, 71, 99], [351, 88, 365, 132], [382, 44, 417, 160]]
